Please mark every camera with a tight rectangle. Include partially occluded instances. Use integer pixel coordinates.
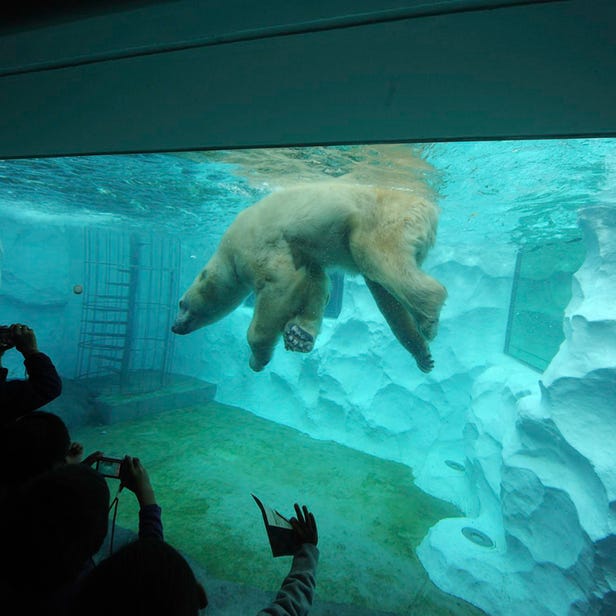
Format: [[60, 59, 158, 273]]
[[95, 456, 124, 479], [0, 326, 14, 349]]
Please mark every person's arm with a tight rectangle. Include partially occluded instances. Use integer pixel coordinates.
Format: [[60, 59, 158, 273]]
[[0, 356, 8, 382], [0, 325, 62, 421], [257, 504, 319, 616], [23, 351, 62, 400], [0, 340, 8, 383], [119, 456, 164, 541]]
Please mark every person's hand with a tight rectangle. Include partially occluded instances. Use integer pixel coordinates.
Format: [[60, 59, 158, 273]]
[[119, 456, 156, 507], [81, 449, 104, 467], [289, 504, 318, 547], [66, 444, 103, 466], [66, 442, 84, 464], [10, 324, 39, 357], [0, 324, 14, 353]]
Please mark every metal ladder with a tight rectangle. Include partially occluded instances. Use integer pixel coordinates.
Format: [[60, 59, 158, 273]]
[[76, 228, 181, 394]]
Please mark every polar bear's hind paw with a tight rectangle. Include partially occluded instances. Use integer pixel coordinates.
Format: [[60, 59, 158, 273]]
[[416, 349, 434, 373]]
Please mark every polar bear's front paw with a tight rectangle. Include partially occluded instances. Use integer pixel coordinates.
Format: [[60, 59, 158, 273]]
[[283, 323, 315, 353], [249, 354, 267, 372]]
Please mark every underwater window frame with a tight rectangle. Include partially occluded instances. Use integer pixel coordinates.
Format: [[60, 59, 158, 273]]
[[504, 236, 586, 372]]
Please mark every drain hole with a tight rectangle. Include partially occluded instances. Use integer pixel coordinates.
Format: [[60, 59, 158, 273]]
[[462, 527, 494, 548], [445, 459, 465, 472]]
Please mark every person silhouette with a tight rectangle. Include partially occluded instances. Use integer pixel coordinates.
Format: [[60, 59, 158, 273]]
[[0, 323, 62, 423], [70, 502, 319, 616]]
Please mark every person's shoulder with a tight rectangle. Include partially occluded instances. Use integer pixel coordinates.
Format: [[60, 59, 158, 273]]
[[24, 351, 47, 359]]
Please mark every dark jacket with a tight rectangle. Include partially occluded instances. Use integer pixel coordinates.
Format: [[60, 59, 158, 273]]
[[0, 352, 62, 422]]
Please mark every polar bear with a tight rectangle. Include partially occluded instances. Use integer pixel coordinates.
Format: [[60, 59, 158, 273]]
[[172, 182, 447, 373]]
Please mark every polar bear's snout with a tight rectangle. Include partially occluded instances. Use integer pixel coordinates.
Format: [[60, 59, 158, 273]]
[[171, 321, 187, 334], [171, 309, 196, 335], [171, 297, 192, 334], [172, 313, 201, 334]]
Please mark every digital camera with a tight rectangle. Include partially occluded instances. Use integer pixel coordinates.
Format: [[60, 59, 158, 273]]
[[95, 456, 123, 479]]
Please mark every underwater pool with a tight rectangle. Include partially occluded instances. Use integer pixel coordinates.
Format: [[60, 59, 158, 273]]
[[1, 139, 614, 615]]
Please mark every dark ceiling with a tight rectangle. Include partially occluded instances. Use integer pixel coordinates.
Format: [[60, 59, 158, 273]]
[[1, 0, 172, 34]]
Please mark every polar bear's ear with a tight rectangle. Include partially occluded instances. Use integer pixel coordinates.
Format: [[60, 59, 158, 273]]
[[198, 268, 208, 281]]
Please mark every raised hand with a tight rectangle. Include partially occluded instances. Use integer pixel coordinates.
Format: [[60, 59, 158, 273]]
[[289, 503, 318, 546], [119, 456, 156, 506], [10, 324, 39, 357]]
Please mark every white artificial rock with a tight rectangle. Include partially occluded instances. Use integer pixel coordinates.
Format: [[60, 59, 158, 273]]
[[418, 206, 616, 615]]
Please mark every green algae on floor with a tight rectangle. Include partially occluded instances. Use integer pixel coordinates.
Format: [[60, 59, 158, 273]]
[[72, 401, 484, 615]]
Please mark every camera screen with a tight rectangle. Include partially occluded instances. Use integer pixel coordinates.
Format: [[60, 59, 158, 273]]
[[97, 458, 122, 478]]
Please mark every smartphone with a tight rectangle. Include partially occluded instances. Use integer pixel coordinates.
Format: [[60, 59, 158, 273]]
[[96, 456, 123, 478]]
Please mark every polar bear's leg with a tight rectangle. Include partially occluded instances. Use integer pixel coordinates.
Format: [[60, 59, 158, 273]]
[[388, 266, 447, 342], [283, 267, 329, 353], [247, 262, 326, 370], [350, 233, 446, 342], [364, 277, 434, 373], [248, 268, 329, 369], [247, 286, 290, 371], [378, 266, 445, 342]]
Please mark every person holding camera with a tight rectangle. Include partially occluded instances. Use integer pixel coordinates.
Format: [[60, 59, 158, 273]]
[[0, 463, 111, 616], [0, 454, 165, 616], [0, 323, 62, 424], [0, 410, 104, 503], [69, 501, 319, 616]]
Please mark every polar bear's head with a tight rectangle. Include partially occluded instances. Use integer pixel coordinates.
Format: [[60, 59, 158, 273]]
[[171, 289, 211, 335], [171, 262, 248, 335]]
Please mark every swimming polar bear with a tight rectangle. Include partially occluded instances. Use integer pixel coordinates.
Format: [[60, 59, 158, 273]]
[[172, 182, 446, 373]]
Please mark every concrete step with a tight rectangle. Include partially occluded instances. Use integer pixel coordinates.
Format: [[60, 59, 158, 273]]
[[91, 371, 217, 424], [46, 370, 217, 427]]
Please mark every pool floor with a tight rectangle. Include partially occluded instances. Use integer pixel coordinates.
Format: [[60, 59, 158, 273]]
[[72, 400, 485, 616]]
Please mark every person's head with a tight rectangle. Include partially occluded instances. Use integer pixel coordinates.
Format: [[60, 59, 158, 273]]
[[72, 538, 208, 615], [2, 463, 110, 596], [0, 410, 70, 491]]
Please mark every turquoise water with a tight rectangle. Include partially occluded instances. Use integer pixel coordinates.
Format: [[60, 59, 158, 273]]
[[1, 139, 612, 241], [1, 138, 615, 616], [424, 139, 613, 246]]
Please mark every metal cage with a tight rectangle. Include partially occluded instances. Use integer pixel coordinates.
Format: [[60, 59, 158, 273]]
[[76, 228, 181, 394]]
